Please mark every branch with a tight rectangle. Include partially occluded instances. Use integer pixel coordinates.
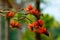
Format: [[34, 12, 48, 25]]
[[0, 8, 24, 13], [0, 13, 5, 16], [0, 10, 9, 13], [19, 15, 26, 20]]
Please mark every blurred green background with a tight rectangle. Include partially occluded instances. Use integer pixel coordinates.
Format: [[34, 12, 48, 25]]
[[0, 0, 60, 40]]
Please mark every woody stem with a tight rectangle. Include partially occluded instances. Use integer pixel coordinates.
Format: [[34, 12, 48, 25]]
[[35, 0, 41, 40]]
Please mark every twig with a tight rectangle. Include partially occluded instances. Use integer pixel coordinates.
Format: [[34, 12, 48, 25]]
[[0, 10, 9, 12], [19, 15, 26, 20], [0, 9, 24, 13], [0, 13, 5, 16]]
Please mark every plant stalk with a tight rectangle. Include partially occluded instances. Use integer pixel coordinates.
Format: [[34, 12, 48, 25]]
[[35, 0, 41, 40]]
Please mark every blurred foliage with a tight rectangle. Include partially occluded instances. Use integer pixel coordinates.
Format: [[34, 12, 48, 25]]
[[0, 0, 60, 40], [9, 28, 19, 40], [22, 29, 35, 40], [40, 14, 54, 29]]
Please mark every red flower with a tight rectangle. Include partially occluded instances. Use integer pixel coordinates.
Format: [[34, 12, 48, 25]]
[[28, 23, 47, 34], [29, 9, 39, 15], [15, 22, 21, 29], [24, 4, 33, 11], [6, 11, 14, 19], [10, 21, 21, 29], [32, 22, 38, 27], [37, 20, 44, 26], [28, 20, 46, 33], [28, 24, 32, 29], [28, 24, 33, 32], [24, 4, 39, 16], [28, 19, 48, 35], [10, 21, 15, 27], [36, 27, 47, 34]]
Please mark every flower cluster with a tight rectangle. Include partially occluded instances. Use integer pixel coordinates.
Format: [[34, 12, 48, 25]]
[[6, 11, 14, 19], [10, 21, 21, 29], [24, 4, 33, 11], [5, 4, 49, 36], [28, 20, 48, 34], [24, 4, 39, 16]]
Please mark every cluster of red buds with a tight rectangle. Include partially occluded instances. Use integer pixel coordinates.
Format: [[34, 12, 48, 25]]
[[6, 11, 14, 19], [28, 20, 49, 35], [10, 21, 21, 29], [24, 4, 39, 16]]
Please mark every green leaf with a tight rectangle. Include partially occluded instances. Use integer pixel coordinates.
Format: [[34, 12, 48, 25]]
[[26, 14, 36, 23]]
